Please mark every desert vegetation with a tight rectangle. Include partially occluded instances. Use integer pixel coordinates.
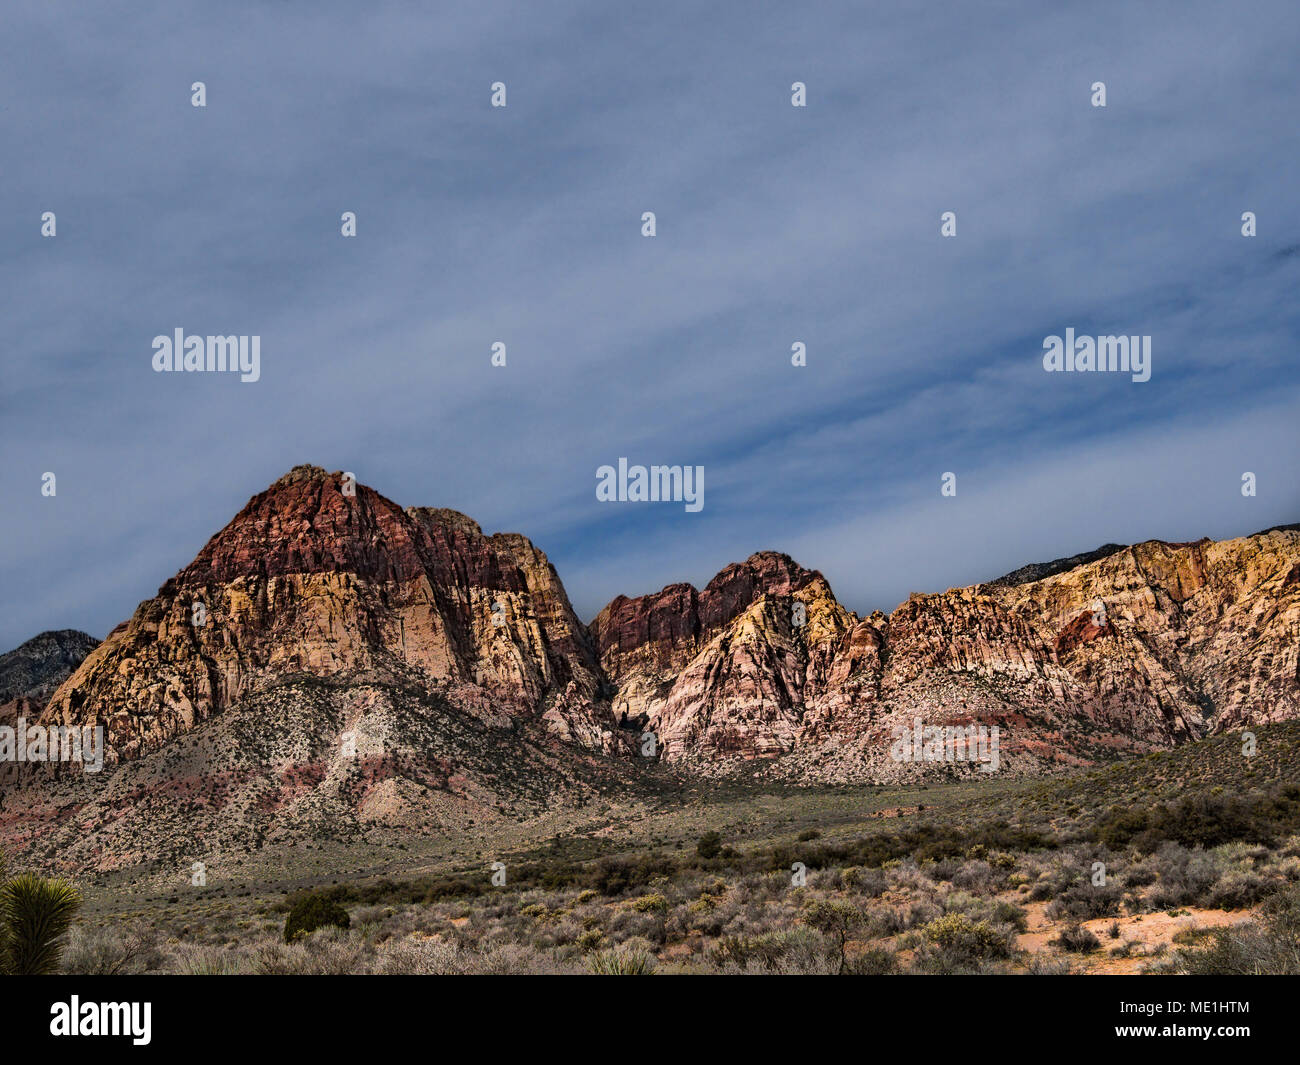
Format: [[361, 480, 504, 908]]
[[46, 722, 1300, 975], [55, 837, 1300, 975], [0, 848, 82, 975]]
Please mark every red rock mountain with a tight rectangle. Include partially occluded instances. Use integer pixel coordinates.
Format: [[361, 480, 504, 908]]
[[41, 465, 614, 766], [596, 531, 1299, 780], [5, 468, 1299, 868]]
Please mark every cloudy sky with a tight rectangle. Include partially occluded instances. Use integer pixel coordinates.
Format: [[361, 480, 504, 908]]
[[2, 0, 1298, 650]]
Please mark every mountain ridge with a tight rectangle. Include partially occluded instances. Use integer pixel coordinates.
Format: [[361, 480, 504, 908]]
[[4, 466, 1298, 868]]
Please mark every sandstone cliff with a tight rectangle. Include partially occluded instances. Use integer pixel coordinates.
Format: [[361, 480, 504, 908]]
[[5, 467, 1297, 861], [39, 466, 619, 766], [588, 529, 1300, 781]]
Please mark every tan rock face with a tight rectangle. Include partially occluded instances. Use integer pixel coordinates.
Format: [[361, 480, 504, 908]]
[[26, 465, 1300, 789], [40, 466, 603, 764], [590, 552, 848, 740], [593, 528, 1300, 779]]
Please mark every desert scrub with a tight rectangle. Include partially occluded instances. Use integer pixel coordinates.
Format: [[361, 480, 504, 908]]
[[1170, 885, 1300, 975], [845, 946, 900, 974], [989, 899, 1029, 933], [707, 927, 834, 975], [919, 913, 1012, 961], [1143, 844, 1223, 910], [696, 832, 723, 860], [587, 945, 656, 974], [1206, 870, 1272, 909], [802, 899, 865, 975], [1171, 926, 1214, 946], [1044, 878, 1123, 922], [1052, 924, 1102, 954], [629, 893, 668, 914], [60, 923, 161, 975], [284, 891, 351, 943], [842, 866, 888, 897]]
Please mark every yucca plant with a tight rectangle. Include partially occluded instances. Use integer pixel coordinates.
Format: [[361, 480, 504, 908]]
[[0, 848, 82, 975], [586, 946, 656, 975]]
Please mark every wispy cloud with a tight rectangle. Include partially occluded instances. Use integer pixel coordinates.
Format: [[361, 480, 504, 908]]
[[1, 0, 1297, 647]]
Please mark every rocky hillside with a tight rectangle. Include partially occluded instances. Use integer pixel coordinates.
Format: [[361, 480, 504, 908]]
[[0, 629, 99, 706], [0, 629, 99, 744], [5, 467, 639, 869], [593, 531, 1300, 781], [39, 465, 623, 768], [4, 466, 1298, 867]]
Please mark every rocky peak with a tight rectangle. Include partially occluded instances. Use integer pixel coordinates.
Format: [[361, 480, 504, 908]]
[[0, 629, 99, 706], [41, 468, 604, 763], [170, 467, 426, 589], [590, 550, 824, 681], [407, 507, 483, 538], [271, 463, 331, 487], [699, 551, 821, 629]]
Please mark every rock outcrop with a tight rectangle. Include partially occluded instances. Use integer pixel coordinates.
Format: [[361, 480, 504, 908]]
[[40, 466, 607, 765], [587, 529, 1300, 781], [0, 630, 99, 706], [5, 465, 1297, 861], [0, 630, 99, 750]]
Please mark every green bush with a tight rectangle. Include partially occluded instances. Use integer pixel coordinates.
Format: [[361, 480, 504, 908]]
[[284, 892, 351, 943], [0, 849, 82, 975], [1095, 791, 1300, 853], [920, 913, 1010, 961], [696, 832, 722, 860], [630, 893, 668, 914]]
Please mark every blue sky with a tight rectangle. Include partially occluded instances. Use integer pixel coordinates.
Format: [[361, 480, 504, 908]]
[[2, 0, 1298, 651]]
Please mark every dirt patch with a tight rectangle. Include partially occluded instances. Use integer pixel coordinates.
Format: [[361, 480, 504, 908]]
[[1017, 899, 1254, 974]]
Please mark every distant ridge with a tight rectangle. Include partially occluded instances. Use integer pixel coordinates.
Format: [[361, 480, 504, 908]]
[[4, 466, 1298, 871], [0, 629, 99, 705], [983, 544, 1128, 589]]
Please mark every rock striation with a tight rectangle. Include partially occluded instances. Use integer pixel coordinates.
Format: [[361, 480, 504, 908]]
[[4, 465, 1296, 859], [40, 466, 617, 766], [587, 530, 1300, 780]]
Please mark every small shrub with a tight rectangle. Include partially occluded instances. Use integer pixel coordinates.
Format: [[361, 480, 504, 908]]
[[284, 892, 351, 943], [803, 900, 865, 974], [845, 946, 898, 974], [1053, 924, 1101, 954], [920, 913, 1010, 961], [696, 832, 722, 860], [629, 893, 668, 915], [587, 946, 656, 975]]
